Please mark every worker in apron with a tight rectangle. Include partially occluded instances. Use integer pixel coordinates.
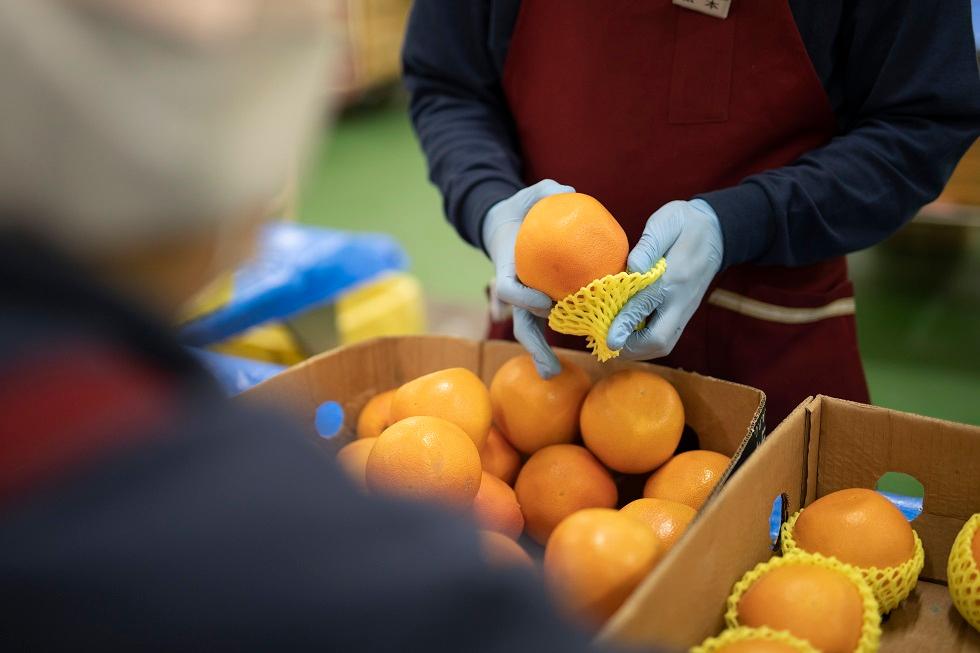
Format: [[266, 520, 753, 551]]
[[404, 1, 980, 429]]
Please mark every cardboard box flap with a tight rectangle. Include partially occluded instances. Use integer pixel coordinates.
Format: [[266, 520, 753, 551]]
[[814, 396, 980, 582]]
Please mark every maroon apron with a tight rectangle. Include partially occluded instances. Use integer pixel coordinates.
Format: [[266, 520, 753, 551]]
[[490, 0, 870, 429]]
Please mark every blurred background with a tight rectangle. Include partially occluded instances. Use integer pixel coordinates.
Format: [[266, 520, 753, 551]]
[[188, 0, 980, 426]]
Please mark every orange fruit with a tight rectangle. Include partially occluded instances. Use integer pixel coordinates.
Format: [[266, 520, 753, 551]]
[[335, 437, 376, 490], [737, 563, 865, 653], [489, 354, 592, 454], [356, 390, 395, 439], [366, 416, 482, 507], [620, 498, 696, 553], [716, 639, 806, 653], [480, 530, 534, 569], [515, 444, 617, 544], [643, 449, 731, 511], [481, 425, 521, 485], [472, 472, 525, 540], [544, 508, 660, 625], [792, 488, 915, 569], [580, 370, 684, 474], [514, 192, 628, 301], [390, 368, 492, 450]]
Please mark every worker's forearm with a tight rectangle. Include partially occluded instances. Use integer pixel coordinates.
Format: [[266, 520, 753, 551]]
[[403, 0, 524, 250]]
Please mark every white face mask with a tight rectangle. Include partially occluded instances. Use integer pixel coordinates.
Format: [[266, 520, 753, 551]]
[[0, 0, 338, 254]]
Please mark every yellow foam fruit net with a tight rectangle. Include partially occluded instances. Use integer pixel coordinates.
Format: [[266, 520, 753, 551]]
[[691, 626, 819, 653], [780, 509, 924, 614], [948, 513, 980, 632], [725, 551, 882, 653], [548, 258, 667, 362]]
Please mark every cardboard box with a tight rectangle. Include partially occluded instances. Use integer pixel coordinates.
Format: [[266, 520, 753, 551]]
[[602, 396, 980, 652]]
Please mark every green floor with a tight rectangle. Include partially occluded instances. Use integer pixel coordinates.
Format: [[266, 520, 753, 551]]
[[299, 99, 980, 426]]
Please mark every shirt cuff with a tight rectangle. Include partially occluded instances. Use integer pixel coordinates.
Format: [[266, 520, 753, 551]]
[[459, 178, 523, 253], [696, 182, 776, 268]]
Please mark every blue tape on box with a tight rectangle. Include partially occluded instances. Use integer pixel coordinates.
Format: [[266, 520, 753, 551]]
[[181, 223, 408, 346]]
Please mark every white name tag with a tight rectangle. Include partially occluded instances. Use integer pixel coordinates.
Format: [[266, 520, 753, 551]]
[[672, 0, 732, 19]]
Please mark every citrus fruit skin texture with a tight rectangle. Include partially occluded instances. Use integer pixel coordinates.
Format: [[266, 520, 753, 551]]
[[643, 449, 731, 510], [335, 437, 377, 490], [490, 354, 592, 455], [716, 639, 803, 653], [366, 416, 482, 507], [738, 564, 864, 653], [390, 367, 492, 450], [792, 488, 915, 568], [515, 444, 617, 544], [580, 370, 685, 474], [620, 498, 696, 553], [481, 425, 521, 485], [472, 472, 525, 540], [356, 389, 395, 439], [544, 508, 661, 626], [514, 192, 628, 301], [480, 530, 534, 569]]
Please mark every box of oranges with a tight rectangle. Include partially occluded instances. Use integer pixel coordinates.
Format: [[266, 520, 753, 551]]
[[602, 396, 980, 652], [243, 335, 766, 625]]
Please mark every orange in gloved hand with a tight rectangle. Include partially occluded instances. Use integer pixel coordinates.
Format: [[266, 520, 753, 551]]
[[335, 437, 377, 490], [643, 450, 731, 511], [472, 472, 524, 540], [791, 488, 915, 569], [515, 192, 628, 301], [481, 425, 521, 485], [515, 444, 617, 544], [580, 370, 684, 474], [544, 508, 660, 626], [390, 368, 492, 450], [356, 390, 395, 439], [620, 498, 696, 553], [366, 416, 482, 507], [490, 354, 591, 454]]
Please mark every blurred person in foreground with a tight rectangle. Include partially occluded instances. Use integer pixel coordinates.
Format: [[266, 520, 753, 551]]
[[0, 1, 631, 650]]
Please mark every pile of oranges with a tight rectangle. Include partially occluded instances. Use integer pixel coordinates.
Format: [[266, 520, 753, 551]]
[[337, 354, 733, 627]]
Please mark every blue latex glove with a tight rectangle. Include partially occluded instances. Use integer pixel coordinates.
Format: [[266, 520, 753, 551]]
[[483, 179, 575, 378], [607, 199, 724, 360]]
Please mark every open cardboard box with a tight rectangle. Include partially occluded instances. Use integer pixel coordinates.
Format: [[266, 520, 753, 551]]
[[602, 396, 980, 652], [243, 335, 767, 617]]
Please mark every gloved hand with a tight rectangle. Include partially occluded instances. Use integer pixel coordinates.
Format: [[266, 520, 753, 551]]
[[606, 199, 724, 360], [483, 179, 575, 379]]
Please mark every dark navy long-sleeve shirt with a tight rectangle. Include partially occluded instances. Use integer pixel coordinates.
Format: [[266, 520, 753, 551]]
[[404, 1, 980, 269]]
